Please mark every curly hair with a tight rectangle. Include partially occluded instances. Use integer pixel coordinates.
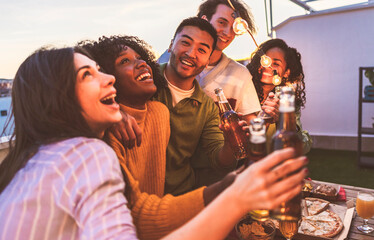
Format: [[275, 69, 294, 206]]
[[247, 38, 306, 112], [77, 35, 166, 91], [197, 0, 256, 35]]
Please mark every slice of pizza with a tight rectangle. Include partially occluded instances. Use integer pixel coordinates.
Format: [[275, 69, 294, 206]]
[[299, 209, 343, 238], [305, 197, 330, 216]]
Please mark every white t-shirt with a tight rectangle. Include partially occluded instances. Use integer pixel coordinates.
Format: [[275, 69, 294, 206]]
[[196, 53, 261, 115], [164, 73, 195, 107]]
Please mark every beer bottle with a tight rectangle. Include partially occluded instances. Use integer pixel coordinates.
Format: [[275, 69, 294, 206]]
[[248, 117, 267, 165], [270, 86, 303, 221], [214, 88, 249, 169], [248, 117, 269, 221]]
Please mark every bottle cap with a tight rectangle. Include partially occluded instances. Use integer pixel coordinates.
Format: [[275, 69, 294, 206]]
[[249, 118, 266, 143], [214, 87, 223, 94]]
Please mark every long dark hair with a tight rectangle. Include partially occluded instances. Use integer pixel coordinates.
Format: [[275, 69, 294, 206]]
[[247, 38, 306, 112], [0, 47, 95, 193], [77, 35, 166, 91]]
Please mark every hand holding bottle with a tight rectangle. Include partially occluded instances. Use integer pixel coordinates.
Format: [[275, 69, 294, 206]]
[[260, 92, 280, 123], [215, 88, 250, 164], [229, 148, 308, 213]]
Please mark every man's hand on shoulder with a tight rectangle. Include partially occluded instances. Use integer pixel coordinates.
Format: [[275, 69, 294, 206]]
[[109, 110, 142, 148]]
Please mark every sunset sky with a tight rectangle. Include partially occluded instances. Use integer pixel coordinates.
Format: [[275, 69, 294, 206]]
[[0, 0, 363, 78]]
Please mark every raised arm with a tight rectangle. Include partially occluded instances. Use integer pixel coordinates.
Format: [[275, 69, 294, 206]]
[[163, 148, 308, 240], [109, 110, 143, 149]]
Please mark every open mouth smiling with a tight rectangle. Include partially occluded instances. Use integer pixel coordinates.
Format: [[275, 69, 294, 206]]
[[219, 36, 229, 43], [262, 71, 274, 77], [136, 72, 152, 82], [100, 93, 117, 105], [181, 59, 195, 68]]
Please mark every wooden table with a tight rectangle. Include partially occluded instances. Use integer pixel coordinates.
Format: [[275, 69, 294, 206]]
[[231, 180, 374, 240], [334, 182, 374, 240], [274, 181, 374, 240]]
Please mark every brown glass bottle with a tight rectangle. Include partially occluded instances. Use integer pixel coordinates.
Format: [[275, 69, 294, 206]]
[[247, 118, 267, 165], [214, 88, 249, 168], [270, 86, 303, 221], [248, 118, 269, 221]]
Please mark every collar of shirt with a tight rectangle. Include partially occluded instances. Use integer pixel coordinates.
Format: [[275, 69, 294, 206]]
[[159, 63, 205, 104]]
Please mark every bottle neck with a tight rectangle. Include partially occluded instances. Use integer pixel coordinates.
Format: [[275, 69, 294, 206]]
[[278, 88, 296, 131], [215, 90, 233, 113], [277, 111, 297, 131]]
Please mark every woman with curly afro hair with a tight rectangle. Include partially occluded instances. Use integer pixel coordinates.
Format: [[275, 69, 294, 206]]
[[247, 38, 312, 154], [78, 35, 225, 239]]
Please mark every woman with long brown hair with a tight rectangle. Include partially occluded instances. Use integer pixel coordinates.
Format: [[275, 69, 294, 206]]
[[0, 47, 137, 239]]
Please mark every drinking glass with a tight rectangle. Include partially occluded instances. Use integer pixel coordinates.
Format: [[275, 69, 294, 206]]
[[356, 191, 374, 233], [279, 220, 299, 240], [257, 86, 281, 122], [257, 109, 272, 121]]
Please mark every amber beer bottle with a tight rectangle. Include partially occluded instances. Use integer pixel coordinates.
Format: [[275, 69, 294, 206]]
[[247, 118, 269, 221], [247, 118, 267, 165], [270, 86, 303, 221], [214, 88, 249, 168]]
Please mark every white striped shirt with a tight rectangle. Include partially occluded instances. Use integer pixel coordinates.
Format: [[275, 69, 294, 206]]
[[0, 137, 138, 240]]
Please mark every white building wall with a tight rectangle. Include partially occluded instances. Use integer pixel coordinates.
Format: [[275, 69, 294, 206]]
[[0, 97, 12, 136], [274, 6, 374, 140]]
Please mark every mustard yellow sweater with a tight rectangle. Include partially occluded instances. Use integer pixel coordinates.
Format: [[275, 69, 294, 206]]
[[106, 101, 205, 240]]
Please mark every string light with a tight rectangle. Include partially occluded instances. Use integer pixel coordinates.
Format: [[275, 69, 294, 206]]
[[272, 76, 282, 86], [232, 17, 248, 35], [260, 54, 272, 68], [227, 0, 272, 69]]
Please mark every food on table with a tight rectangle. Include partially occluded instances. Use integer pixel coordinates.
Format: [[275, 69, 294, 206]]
[[302, 182, 313, 193], [314, 184, 337, 196], [305, 197, 330, 216], [273, 197, 344, 238], [299, 209, 343, 238], [239, 221, 267, 239]]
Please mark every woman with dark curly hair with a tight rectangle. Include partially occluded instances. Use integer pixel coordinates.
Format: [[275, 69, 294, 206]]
[[77, 34, 308, 240], [247, 38, 312, 154], [79, 35, 235, 239]]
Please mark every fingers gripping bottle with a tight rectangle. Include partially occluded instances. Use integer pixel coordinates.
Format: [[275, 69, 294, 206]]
[[214, 88, 249, 169]]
